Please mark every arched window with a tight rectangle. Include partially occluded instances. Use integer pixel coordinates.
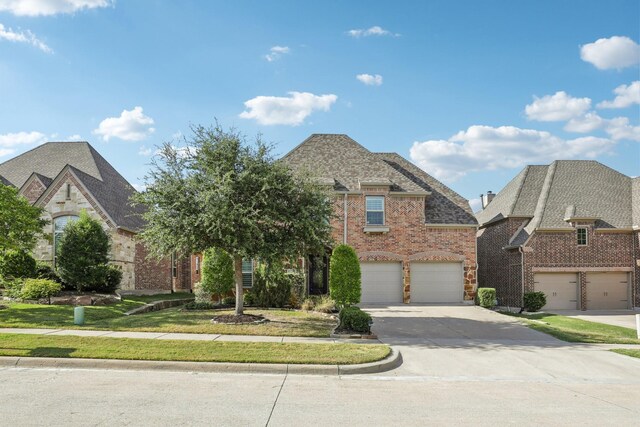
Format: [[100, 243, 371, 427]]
[[53, 215, 79, 266]]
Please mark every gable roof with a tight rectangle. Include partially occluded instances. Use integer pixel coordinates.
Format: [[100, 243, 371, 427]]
[[0, 175, 13, 187], [281, 134, 477, 225], [0, 141, 144, 231], [477, 160, 635, 235]]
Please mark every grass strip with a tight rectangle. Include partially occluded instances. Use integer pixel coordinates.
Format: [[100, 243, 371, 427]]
[[501, 311, 640, 344], [0, 333, 389, 365], [611, 349, 640, 359]]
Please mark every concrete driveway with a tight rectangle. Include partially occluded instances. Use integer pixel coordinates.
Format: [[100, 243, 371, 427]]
[[362, 304, 640, 384]]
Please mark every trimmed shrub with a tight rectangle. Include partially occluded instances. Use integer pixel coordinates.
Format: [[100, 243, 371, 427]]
[[0, 249, 37, 281], [194, 282, 213, 304], [87, 265, 122, 294], [252, 261, 292, 308], [288, 269, 306, 308], [20, 278, 61, 304], [57, 211, 110, 292], [243, 292, 255, 306], [523, 291, 547, 312], [339, 306, 372, 333], [329, 245, 361, 307], [4, 279, 24, 298], [314, 295, 336, 313], [201, 248, 234, 302], [222, 295, 236, 306], [35, 262, 61, 283], [476, 288, 497, 308]]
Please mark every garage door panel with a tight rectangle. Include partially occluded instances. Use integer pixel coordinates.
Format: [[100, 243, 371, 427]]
[[534, 273, 578, 310], [360, 262, 403, 304], [411, 263, 463, 303], [586, 273, 629, 310]]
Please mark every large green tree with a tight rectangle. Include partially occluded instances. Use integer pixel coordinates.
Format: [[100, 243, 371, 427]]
[[0, 183, 48, 252], [134, 124, 334, 315]]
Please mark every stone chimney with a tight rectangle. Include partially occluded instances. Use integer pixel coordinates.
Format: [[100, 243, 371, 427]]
[[481, 191, 495, 209]]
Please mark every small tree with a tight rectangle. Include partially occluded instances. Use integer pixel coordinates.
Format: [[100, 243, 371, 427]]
[[57, 211, 111, 292], [200, 248, 234, 303], [0, 183, 48, 252], [329, 244, 361, 307]]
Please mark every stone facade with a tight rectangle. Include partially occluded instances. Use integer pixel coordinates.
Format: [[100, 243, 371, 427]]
[[332, 189, 477, 303], [33, 171, 172, 291], [478, 219, 637, 308]]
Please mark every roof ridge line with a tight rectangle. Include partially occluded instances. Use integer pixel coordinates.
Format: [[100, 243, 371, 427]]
[[526, 161, 557, 233]]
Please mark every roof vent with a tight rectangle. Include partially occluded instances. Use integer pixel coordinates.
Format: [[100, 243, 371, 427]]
[[481, 191, 495, 209]]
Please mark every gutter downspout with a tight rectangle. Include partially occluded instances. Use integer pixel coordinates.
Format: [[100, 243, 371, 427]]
[[343, 193, 348, 244], [519, 246, 525, 309]]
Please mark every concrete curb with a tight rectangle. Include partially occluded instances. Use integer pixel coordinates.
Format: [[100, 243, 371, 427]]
[[0, 348, 402, 376]]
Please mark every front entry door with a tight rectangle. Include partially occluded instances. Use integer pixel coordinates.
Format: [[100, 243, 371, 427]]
[[308, 255, 329, 295]]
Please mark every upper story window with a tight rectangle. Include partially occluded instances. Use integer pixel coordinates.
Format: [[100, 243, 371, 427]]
[[242, 259, 253, 288], [171, 252, 178, 278], [366, 196, 385, 225], [577, 227, 588, 246], [65, 183, 71, 200], [195, 256, 200, 274], [53, 215, 79, 266]]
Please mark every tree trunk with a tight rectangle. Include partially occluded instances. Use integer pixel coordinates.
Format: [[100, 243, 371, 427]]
[[234, 255, 244, 315]]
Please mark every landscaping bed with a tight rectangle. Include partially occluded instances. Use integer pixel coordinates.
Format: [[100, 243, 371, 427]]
[[0, 333, 390, 365], [501, 311, 640, 344]]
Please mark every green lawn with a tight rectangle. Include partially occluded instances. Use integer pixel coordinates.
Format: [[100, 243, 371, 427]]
[[611, 349, 640, 359], [0, 296, 337, 337], [0, 333, 389, 364], [121, 292, 194, 303], [501, 311, 640, 344]]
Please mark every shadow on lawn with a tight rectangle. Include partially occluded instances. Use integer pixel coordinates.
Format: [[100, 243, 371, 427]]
[[29, 347, 76, 358]]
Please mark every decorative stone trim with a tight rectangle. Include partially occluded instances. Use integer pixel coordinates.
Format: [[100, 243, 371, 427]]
[[408, 251, 465, 261], [358, 251, 403, 261]]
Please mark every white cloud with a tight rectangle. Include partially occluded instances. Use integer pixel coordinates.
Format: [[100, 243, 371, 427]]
[[409, 125, 615, 181], [138, 145, 152, 156], [0, 131, 47, 157], [525, 91, 591, 122], [356, 73, 383, 86], [605, 117, 640, 142], [580, 36, 640, 70], [597, 81, 640, 109], [347, 26, 399, 38], [239, 91, 338, 126], [64, 134, 82, 141], [264, 45, 290, 62], [0, 0, 112, 16], [563, 112, 605, 133], [93, 106, 155, 142], [0, 23, 52, 53]]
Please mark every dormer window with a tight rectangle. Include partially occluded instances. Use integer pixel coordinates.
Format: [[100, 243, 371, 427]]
[[366, 196, 385, 225], [577, 227, 588, 246]]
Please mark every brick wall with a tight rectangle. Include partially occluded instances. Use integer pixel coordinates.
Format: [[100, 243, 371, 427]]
[[332, 191, 477, 302], [190, 253, 203, 286], [134, 241, 172, 291], [477, 218, 527, 306], [21, 178, 47, 203], [172, 255, 192, 291], [635, 231, 640, 306]]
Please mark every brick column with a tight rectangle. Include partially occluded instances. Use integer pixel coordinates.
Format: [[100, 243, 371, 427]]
[[402, 260, 411, 304], [579, 271, 587, 311]]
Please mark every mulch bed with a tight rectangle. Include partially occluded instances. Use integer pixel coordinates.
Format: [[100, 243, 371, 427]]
[[211, 314, 268, 325]]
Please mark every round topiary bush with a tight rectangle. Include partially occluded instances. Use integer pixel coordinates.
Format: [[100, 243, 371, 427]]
[[523, 291, 547, 312], [329, 244, 361, 307]]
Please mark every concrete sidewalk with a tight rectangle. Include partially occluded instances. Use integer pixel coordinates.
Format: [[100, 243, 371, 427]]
[[0, 327, 377, 344]]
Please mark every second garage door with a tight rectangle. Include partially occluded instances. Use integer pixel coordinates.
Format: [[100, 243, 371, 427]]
[[360, 262, 403, 304], [411, 262, 464, 303], [533, 273, 578, 310], [586, 272, 629, 310]]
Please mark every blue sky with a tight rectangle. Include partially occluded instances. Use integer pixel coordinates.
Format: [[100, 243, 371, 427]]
[[0, 0, 638, 210]]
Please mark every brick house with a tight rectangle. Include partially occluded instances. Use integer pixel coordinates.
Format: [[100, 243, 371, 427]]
[[0, 141, 175, 292], [476, 160, 639, 310], [281, 134, 478, 304]]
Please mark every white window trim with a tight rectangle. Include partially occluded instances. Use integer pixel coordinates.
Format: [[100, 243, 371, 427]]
[[242, 259, 253, 288], [365, 195, 385, 226], [577, 227, 588, 246]]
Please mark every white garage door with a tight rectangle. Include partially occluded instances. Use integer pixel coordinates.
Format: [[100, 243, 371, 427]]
[[533, 273, 578, 310], [411, 262, 463, 303], [360, 262, 403, 304], [586, 272, 629, 310]]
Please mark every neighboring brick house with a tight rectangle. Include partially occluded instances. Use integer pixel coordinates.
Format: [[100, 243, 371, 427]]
[[0, 141, 176, 292], [476, 160, 639, 310], [281, 134, 478, 304]]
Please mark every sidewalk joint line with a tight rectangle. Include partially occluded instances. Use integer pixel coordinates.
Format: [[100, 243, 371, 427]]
[[265, 366, 288, 427]]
